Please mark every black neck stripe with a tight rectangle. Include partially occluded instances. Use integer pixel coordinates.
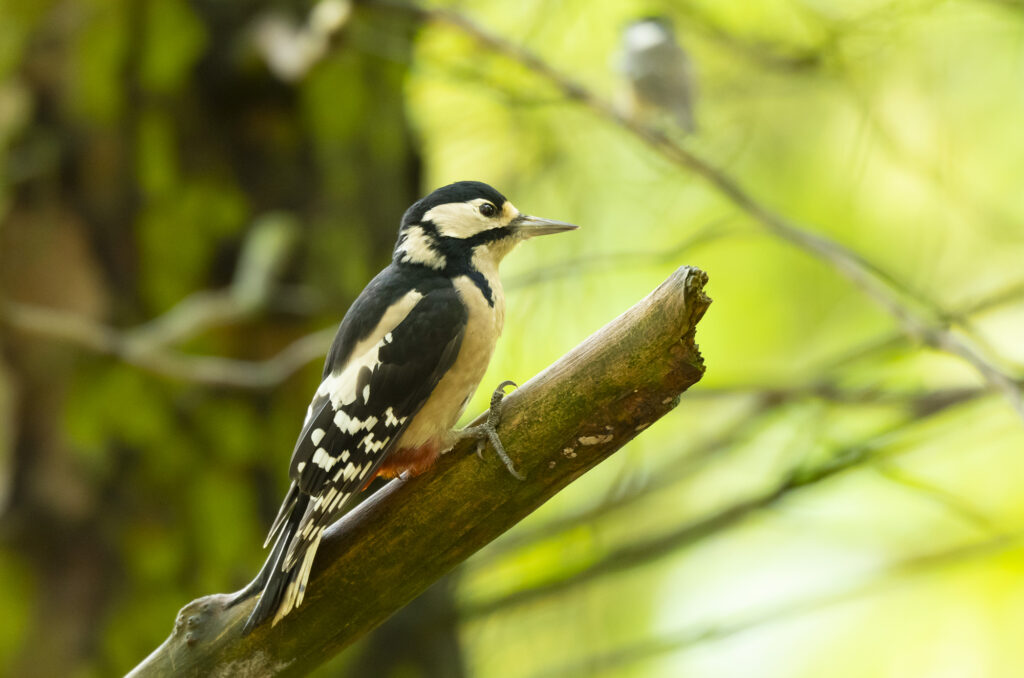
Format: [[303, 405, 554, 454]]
[[398, 220, 507, 306]]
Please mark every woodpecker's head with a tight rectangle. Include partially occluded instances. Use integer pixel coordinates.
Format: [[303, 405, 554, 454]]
[[394, 181, 577, 272]]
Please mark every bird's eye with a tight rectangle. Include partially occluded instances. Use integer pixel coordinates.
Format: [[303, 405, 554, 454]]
[[479, 203, 497, 217]]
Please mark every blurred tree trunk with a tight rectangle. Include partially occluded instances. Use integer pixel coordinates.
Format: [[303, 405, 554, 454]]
[[0, 2, 459, 675], [340, 575, 467, 678]]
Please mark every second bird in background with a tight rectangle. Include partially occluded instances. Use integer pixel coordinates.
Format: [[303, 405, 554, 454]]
[[618, 17, 698, 134]]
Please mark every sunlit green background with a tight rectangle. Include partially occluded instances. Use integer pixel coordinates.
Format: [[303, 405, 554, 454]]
[[2, 0, 1023, 676]]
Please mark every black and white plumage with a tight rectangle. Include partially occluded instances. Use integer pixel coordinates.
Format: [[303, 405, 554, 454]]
[[618, 17, 698, 133], [231, 181, 577, 632]]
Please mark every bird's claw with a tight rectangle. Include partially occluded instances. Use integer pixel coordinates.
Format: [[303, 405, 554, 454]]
[[463, 380, 523, 480]]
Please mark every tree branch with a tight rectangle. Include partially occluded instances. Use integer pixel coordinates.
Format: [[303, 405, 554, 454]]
[[126, 266, 711, 677]]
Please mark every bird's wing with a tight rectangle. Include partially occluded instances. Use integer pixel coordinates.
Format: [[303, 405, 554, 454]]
[[273, 285, 467, 569]]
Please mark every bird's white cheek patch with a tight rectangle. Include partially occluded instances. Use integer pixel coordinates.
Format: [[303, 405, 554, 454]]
[[424, 202, 485, 238], [398, 226, 446, 269]]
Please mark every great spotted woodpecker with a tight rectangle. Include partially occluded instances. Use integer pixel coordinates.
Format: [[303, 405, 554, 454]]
[[231, 181, 577, 632]]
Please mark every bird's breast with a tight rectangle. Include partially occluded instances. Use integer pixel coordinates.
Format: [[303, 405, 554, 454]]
[[397, 274, 504, 451]]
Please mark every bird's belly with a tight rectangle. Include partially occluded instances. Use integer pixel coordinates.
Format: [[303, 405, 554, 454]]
[[397, 327, 496, 450], [396, 276, 503, 454]]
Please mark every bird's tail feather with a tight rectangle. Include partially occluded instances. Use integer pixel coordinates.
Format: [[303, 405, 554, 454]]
[[264, 483, 300, 548], [271, 527, 323, 626], [237, 493, 312, 634]]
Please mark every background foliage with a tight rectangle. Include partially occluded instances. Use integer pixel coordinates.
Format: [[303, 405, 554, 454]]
[[1, 0, 1023, 676]]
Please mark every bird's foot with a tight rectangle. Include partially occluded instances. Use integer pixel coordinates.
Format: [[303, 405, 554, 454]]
[[459, 380, 524, 480]]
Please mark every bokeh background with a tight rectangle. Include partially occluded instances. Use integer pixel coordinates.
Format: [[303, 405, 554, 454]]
[[2, 0, 1024, 676]]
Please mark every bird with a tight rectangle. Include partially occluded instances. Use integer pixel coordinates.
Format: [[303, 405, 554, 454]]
[[228, 180, 578, 632], [618, 17, 698, 134]]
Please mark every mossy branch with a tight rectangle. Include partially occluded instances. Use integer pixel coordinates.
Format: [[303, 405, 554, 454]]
[[127, 266, 711, 678]]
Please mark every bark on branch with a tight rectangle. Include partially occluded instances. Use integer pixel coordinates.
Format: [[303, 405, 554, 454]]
[[127, 266, 711, 678]]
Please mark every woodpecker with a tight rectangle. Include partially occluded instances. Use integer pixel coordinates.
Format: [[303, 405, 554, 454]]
[[230, 181, 577, 632], [618, 17, 698, 133]]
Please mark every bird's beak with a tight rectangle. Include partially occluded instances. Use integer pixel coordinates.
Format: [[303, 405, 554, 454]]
[[510, 214, 579, 238]]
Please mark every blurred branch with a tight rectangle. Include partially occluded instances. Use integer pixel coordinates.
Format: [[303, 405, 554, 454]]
[[462, 387, 976, 618], [471, 278, 1024, 567], [506, 217, 735, 291], [359, 0, 1024, 423], [819, 274, 1024, 372], [477, 343, 1016, 566], [474, 376, 1008, 571], [126, 267, 709, 677], [0, 213, 339, 389], [0, 299, 336, 389], [672, 1, 830, 72], [872, 462, 1000, 533], [474, 401, 770, 564], [687, 382, 990, 415], [532, 530, 1024, 678], [977, 0, 1024, 12]]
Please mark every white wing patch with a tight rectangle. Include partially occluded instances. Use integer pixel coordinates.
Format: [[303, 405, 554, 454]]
[[297, 292, 423, 485], [314, 290, 422, 411], [333, 462, 360, 482], [359, 432, 389, 454], [333, 410, 378, 436], [383, 406, 407, 427], [312, 447, 337, 471]]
